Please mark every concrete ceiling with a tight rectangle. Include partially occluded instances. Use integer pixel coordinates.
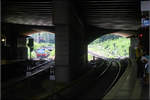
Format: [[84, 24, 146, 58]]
[[76, 0, 141, 30], [2, 0, 141, 33], [2, 1, 53, 26]]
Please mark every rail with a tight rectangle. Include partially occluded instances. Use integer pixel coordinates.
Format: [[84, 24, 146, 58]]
[[103, 60, 121, 96], [97, 60, 113, 79], [102, 58, 133, 100], [43, 60, 113, 100], [27, 60, 50, 71], [2, 60, 54, 89]]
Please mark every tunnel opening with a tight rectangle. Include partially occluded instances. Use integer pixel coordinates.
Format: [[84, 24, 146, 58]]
[[26, 31, 55, 61], [88, 34, 130, 61]]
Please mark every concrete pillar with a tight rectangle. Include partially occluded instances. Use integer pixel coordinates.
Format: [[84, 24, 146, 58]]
[[53, 0, 86, 83], [55, 25, 71, 82], [17, 36, 28, 59], [129, 37, 138, 59]]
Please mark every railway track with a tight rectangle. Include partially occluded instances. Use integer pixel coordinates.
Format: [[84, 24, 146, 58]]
[[1, 60, 55, 100], [2, 58, 129, 100], [45, 59, 124, 100], [2, 60, 54, 89], [72, 60, 121, 100]]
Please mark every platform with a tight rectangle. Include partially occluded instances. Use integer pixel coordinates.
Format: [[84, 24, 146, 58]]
[[103, 59, 149, 100]]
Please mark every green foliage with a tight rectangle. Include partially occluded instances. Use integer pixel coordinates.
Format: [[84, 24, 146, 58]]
[[31, 51, 37, 58], [33, 42, 53, 50], [88, 54, 93, 61], [33, 42, 41, 50], [88, 34, 130, 60], [50, 49, 55, 57]]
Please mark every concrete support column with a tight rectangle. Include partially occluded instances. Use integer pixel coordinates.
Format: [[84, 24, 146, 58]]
[[55, 25, 70, 82], [17, 36, 28, 59], [53, 0, 86, 83], [129, 37, 138, 59]]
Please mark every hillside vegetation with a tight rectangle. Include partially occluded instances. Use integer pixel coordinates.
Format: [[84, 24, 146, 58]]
[[88, 34, 130, 60]]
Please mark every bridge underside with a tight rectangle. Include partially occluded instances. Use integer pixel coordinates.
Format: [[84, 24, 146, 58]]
[[2, 0, 147, 83]]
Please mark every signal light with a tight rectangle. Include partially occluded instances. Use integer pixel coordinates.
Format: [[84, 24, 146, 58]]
[[138, 34, 143, 38]]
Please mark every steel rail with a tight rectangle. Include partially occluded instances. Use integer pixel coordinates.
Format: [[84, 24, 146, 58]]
[[97, 61, 113, 79], [2, 60, 53, 89], [44, 60, 109, 100], [103, 60, 121, 97]]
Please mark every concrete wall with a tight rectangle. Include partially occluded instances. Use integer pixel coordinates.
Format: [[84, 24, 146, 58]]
[[1, 27, 28, 61]]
